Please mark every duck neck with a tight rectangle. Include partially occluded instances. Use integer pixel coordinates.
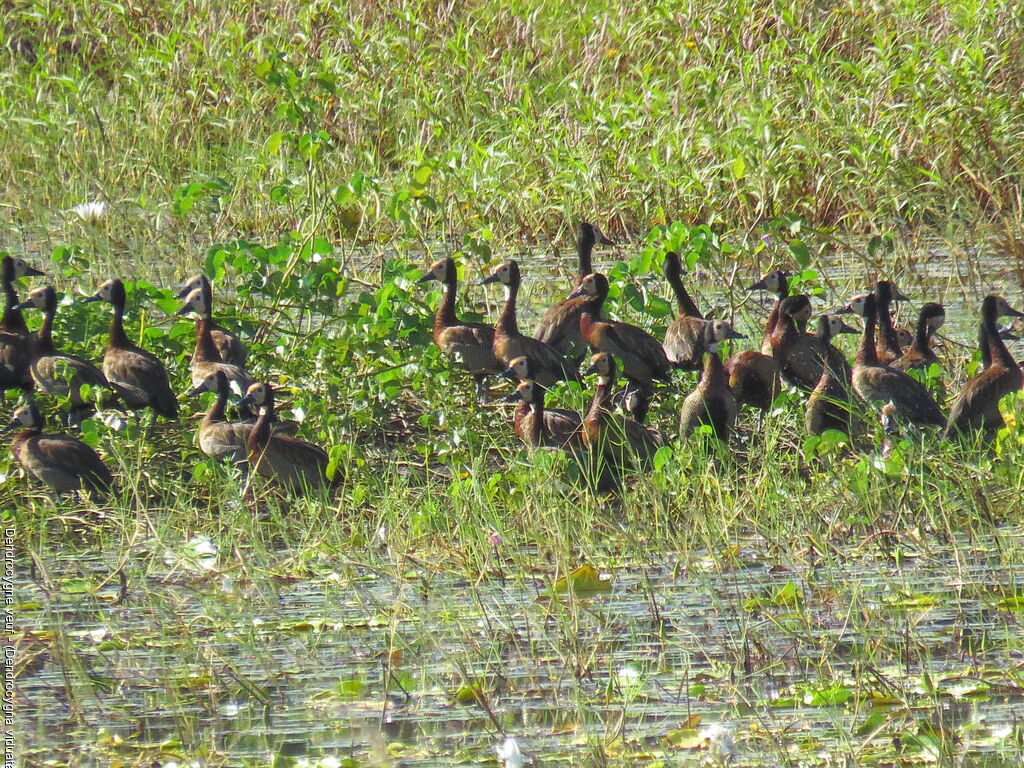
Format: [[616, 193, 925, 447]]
[[983, 304, 1016, 369], [497, 278, 520, 336], [876, 293, 900, 355], [702, 349, 726, 389], [206, 382, 229, 424], [669, 273, 702, 319], [35, 308, 56, 354], [437, 273, 458, 330], [579, 310, 600, 345], [913, 310, 932, 355], [529, 395, 546, 445], [249, 398, 274, 453], [586, 376, 613, 429], [2, 280, 27, 335], [577, 236, 594, 282], [108, 299, 132, 349], [195, 316, 222, 362], [856, 309, 879, 366]]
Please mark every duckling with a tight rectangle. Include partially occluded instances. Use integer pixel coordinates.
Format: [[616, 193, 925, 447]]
[[417, 257, 503, 403], [175, 284, 254, 393], [874, 280, 910, 362], [661, 251, 708, 370], [15, 286, 112, 418], [723, 350, 781, 412], [533, 222, 615, 362], [805, 315, 858, 435], [891, 303, 945, 372], [849, 293, 944, 428], [238, 382, 332, 491], [679, 321, 745, 440], [482, 260, 582, 387], [3, 403, 113, 497], [189, 370, 252, 463], [945, 295, 1024, 438], [501, 378, 582, 450], [175, 275, 246, 367], [747, 270, 792, 355], [0, 255, 45, 394], [580, 352, 661, 473], [82, 279, 178, 425], [567, 272, 672, 423]]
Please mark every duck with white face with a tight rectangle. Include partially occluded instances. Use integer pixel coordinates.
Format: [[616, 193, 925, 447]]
[[0, 255, 45, 394], [679, 321, 745, 441], [175, 285, 254, 394], [174, 274, 247, 368]]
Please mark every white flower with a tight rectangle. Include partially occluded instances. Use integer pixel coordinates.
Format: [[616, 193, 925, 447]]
[[496, 737, 523, 768], [71, 201, 108, 222]]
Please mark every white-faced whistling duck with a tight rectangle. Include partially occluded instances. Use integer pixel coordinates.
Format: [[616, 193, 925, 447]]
[[533, 222, 615, 363], [175, 274, 247, 368], [239, 382, 332, 490], [894, 327, 914, 351], [769, 295, 824, 389], [189, 370, 252, 463], [482, 260, 582, 387], [679, 321, 745, 440], [0, 255, 44, 394], [723, 350, 780, 412], [805, 314, 858, 436], [849, 292, 945, 429], [581, 352, 661, 473], [748, 270, 792, 355], [891, 303, 945, 372], [16, 286, 112, 417], [418, 257, 503, 403], [567, 272, 672, 424], [944, 295, 1024, 438], [176, 284, 254, 393], [873, 280, 910, 362], [661, 251, 707, 370], [82, 279, 179, 425], [3, 402, 114, 497], [501, 378, 582, 450]]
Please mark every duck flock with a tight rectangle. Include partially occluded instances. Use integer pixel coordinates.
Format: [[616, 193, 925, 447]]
[[0, 222, 1021, 499]]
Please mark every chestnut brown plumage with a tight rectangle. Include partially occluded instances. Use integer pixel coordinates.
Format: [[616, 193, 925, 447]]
[[723, 351, 780, 412], [679, 321, 744, 440], [661, 251, 708, 369], [805, 315, 857, 435], [3, 403, 113, 497], [502, 378, 582, 450], [533, 222, 614, 362], [176, 282, 254, 393], [874, 281, 909, 362], [581, 352, 660, 474], [482, 260, 581, 387], [82, 279, 178, 425], [0, 255, 44, 394], [945, 295, 1024, 438], [891, 303, 944, 372], [418, 257, 503, 402], [175, 275, 246, 367]]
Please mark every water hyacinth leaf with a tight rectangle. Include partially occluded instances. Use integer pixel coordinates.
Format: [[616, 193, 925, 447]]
[[744, 580, 801, 611], [789, 239, 810, 268], [552, 565, 613, 597], [855, 711, 887, 737]]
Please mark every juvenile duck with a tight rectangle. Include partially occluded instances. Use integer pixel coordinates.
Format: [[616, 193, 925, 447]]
[[533, 222, 614, 362], [849, 293, 944, 428], [567, 272, 673, 423], [0, 255, 44, 394], [3, 403, 114, 497], [482, 260, 582, 387], [175, 275, 246, 367], [661, 251, 708, 370], [82, 279, 178, 425], [16, 286, 111, 417], [891, 303, 945, 372], [239, 382, 332, 491], [945, 295, 1024, 438], [805, 315, 858, 435], [176, 284, 254, 392], [679, 321, 745, 440], [418, 257, 503, 403], [580, 352, 661, 473], [748, 270, 792, 355], [501, 378, 582, 450]]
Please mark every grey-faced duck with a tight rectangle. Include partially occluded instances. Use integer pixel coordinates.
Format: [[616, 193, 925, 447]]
[[176, 284, 254, 393], [661, 251, 708, 370], [0, 255, 44, 394], [418, 257, 503, 403], [175, 275, 246, 367], [533, 222, 614, 363], [82, 279, 178, 425], [3, 402, 114, 498], [482, 260, 582, 388], [891, 302, 945, 372], [849, 292, 944, 429], [16, 286, 112, 418], [748, 269, 792, 355], [567, 272, 672, 424], [501, 378, 582, 450], [805, 314, 858, 436], [679, 321, 745, 441], [945, 295, 1024, 438], [239, 383, 333, 491]]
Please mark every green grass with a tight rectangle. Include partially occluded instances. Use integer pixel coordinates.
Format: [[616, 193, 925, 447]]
[[5, 0, 1024, 765]]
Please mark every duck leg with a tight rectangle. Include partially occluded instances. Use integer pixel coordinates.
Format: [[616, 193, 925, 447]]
[[474, 374, 490, 405]]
